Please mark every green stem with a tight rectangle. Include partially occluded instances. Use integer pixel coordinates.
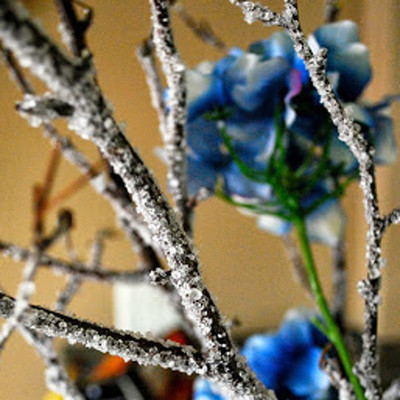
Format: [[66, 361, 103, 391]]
[[293, 215, 366, 400]]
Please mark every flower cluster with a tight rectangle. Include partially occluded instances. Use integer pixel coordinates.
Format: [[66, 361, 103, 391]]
[[194, 310, 330, 400], [184, 21, 397, 246]]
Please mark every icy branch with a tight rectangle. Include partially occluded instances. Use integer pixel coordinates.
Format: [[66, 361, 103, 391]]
[[227, 0, 384, 396], [21, 327, 84, 400], [0, 240, 151, 284], [0, 292, 206, 375], [149, 0, 192, 234], [0, 3, 273, 397]]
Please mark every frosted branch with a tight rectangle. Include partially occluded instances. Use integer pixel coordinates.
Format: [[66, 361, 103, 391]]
[[0, 251, 39, 354], [384, 379, 400, 400], [228, 0, 386, 397], [227, 0, 282, 26], [149, 0, 192, 234], [0, 4, 273, 397], [0, 239, 151, 284], [0, 292, 206, 375], [20, 327, 84, 400], [53, 0, 92, 57], [382, 208, 400, 233]]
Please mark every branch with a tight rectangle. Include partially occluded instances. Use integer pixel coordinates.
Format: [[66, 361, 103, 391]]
[[331, 240, 347, 330], [172, 3, 228, 52], [280, 2, 382, 395], [0, 2, 273, 397], [0, 240, 151, 284], [0, 292, 206, 375], [0, 44, 161, 266], [282, 235, 313, 300], [149, 0, 193, 235], [228, 0, 385, 397], [53, 0, 92, 57], [21, 327, 84, 400], [324, 0, 340, 23]]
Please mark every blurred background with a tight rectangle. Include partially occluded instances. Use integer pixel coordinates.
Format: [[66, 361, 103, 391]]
[[0, 0, 399, 398]]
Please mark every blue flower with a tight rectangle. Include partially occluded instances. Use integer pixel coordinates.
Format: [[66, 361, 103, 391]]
[[193, 310, 331, 400], [182, 20, 396, 246]]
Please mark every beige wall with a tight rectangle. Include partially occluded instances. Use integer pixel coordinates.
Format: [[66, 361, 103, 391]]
[[0, 1, 399, 398]]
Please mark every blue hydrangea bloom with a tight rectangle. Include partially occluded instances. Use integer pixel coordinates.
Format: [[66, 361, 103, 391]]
[[193, 310, 331, 400], [183, 20, 397, 246]]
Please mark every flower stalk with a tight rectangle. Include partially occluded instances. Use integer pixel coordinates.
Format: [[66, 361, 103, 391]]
[[293, 214, 366, 400]]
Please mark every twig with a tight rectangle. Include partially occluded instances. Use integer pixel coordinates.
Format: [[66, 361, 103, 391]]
[[53, 0, 92, 57], [136, 36, 166, 128], [172, 3, 228, 52], [0, 3, 273, 398], [55, 229, 111, 311], [0, 240, 151, 284], [324, 0, 340, 23], [280, 2, 382, 396], [381, 208, 400, 234], [331, 239, 347, 330], [229, 0, 385, 397], [20, 327, 84, 400], [149, 0, 192, 235], [0, 292, 206, 376], [0, 43, 160, 265], [282, 234, 313, 300]]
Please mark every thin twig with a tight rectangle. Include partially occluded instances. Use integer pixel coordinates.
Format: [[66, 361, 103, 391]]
[[282, 234, 313, 300], [149, 0, 192, 235], [172, 3, 228, 52], [0, 240, 151, 284], [0, 43, 161, 265], [331, 240, 347, 330], [324, 0, 340, 23], [53, 0, 92, 57]]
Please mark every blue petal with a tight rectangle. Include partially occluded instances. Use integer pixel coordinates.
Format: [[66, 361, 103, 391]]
[[226, 109, 274, 141], [329, 135, 357, 173], [187, 117, 225, 163], [242, 334, 286, 390], [278, 319, 314, 354], [222, 163, 273, 201], [333, 43, 372, 101], [373, 113, 397, 164], [257, 214, 292, 236], [228, 56, 290, 112], [313, 20, 360, 52], [285, 347, 330, 398], [187, 155, 219, 196], [306, 200, 346, 247], [249, 31, 294, 63], [193, 379, 224, 400], [186, 62, 225, 121]]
